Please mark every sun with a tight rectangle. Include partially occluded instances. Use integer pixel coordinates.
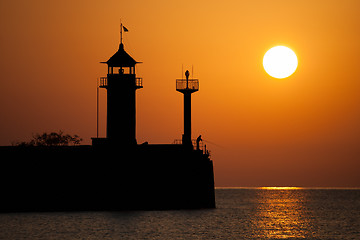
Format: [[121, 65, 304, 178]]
[[263, 46, 298, 79]]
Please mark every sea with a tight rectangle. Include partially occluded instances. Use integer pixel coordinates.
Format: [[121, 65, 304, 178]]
[[0, 188, 359, 239]]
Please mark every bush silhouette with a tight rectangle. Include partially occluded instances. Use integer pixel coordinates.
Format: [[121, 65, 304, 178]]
[[15, 131, 82, 146]]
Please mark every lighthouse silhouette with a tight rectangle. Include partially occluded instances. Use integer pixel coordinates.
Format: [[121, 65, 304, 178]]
[[98, 25, 142, 146], [176, 70, 199, 147]]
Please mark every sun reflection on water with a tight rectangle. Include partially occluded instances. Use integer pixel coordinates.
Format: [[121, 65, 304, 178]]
[[253, 189, 311, 239], [259, 187, 303, 190]]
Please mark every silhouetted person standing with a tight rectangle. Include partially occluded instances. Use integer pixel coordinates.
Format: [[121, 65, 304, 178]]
[[196, 135, 202, 150]]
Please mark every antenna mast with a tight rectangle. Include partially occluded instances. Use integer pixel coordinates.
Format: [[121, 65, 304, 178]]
[[182, 64, 184, 79], [120, 22, 123, 44], [96, 78, 99, 138]]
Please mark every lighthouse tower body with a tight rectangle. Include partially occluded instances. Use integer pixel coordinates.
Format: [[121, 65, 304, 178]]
[[176, 70, 199, 147], [100, 43, 142, 146]]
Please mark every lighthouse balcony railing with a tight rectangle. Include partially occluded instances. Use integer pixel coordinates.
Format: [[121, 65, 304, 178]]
[[99, 77, 143, 88], [172, 139, 210, 156], [176, 79, 199, 91], [135, 77, 143, 88], [99, 77, 107, 88]]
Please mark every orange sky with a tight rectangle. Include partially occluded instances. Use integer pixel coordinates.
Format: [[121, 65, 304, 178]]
[[1, 0, 359, 187]]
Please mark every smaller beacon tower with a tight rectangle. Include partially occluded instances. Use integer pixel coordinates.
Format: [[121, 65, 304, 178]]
[[176, 70, 199, 147], [98, 27, 142, 146]]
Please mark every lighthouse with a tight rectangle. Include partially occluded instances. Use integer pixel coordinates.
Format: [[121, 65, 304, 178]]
[[0, 24, 216, 212], [96, 26, 142, 146], [176, 70, 199, 147]]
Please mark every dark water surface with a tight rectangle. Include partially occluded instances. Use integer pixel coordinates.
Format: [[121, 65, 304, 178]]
[[0, 188, 359, 239]]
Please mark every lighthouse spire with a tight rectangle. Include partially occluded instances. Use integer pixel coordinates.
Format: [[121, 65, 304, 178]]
[[120, 22, 129, 45], [120, 23, 123, 45]]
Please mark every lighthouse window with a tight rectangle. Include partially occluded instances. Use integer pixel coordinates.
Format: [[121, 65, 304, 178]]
[[123, 67, 130, 74], [122, 67, 132, 74], [109, 67, 133, 74]]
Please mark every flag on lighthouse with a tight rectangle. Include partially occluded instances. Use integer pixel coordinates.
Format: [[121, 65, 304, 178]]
[[123, 26, 129, 32]]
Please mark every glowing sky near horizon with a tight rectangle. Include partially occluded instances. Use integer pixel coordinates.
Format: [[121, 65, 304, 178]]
[[0, 0, 359, 187]]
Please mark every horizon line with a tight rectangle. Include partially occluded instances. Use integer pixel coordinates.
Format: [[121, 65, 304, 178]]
[[216, 187, 360, 190]]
